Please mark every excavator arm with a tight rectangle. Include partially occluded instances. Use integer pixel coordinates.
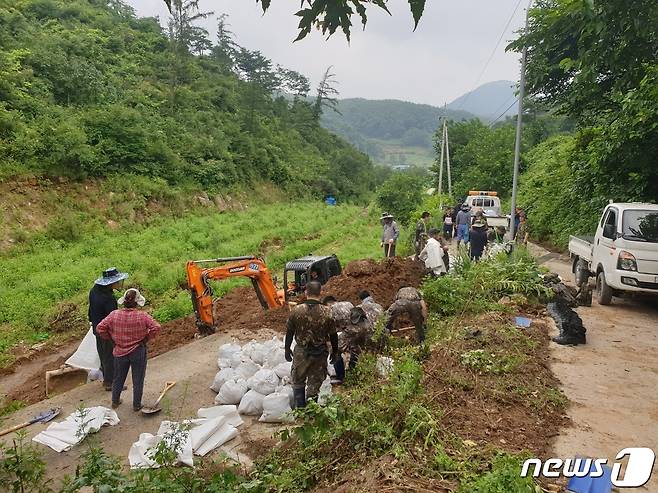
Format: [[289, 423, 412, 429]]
[[186, 256, 285, 335]]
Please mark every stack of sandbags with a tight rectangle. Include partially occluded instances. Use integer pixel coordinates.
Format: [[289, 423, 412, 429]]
[[210, 338, 297, 422], [128, 405, 243, 469]]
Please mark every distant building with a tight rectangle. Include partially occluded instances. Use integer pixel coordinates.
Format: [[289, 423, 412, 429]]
[[391, 165, 410, 171]]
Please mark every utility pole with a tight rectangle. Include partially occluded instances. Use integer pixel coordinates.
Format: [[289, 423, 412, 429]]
[[509, 0, 531, 240], [445, 123, 452, 197], [438, 119, 445, 208]]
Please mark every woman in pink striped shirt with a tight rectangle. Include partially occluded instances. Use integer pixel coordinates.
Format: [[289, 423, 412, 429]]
[[97, 288, 161, 411]]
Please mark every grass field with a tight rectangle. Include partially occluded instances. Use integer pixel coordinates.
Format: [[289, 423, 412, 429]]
[[0, 203, 381, 367]]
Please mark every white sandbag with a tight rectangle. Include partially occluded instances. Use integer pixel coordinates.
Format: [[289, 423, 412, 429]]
[[129, 428, 194, 469], [275, 384, 294, 409], [217, 343, 242, 368], [263, 336, 283, 350], [273, 361, 292, 379], [215, 378, 248, 405], [240, 340, 259, 359], [234, 358, 260, 380], [249, 344, 268, 365], [318, 376, 332, 405], [247, 368, 279, 395], [237, 389, 266, 416], [218, 342, 241, 360], [263, 348, 286, 369], [210, 368, 236, 393], [259, 392, 294, 423], [65, 325, 101, 371], [197, 405, 243, 427], [376, 356, 394, 377]]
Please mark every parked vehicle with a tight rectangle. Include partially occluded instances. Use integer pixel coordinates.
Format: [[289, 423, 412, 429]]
[[568, 203, 658, 305], [465, 190, 501, 216]]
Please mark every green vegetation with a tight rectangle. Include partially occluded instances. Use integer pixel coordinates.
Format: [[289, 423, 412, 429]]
[[421, 249, 551, 316], [0, 0, 381, 201], [0, 202, 381, 367], [322, 98, 472, 166], [375, 172, 425, 224]]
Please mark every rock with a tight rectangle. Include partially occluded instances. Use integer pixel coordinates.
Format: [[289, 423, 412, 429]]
[[197, 193, 213, 207], [213, 194, 229, 212], [107, 220, 119, 230]]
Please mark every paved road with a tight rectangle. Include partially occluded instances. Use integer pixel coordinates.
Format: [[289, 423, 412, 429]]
[[532, 244, 658, 492], [0, 328, 282, 486]]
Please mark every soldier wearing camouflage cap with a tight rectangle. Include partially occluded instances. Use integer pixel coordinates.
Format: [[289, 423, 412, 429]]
[[285, 281, 339, 408]]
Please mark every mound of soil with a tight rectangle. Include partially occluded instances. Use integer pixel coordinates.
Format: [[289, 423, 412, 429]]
[[323, 257, 426, 307]]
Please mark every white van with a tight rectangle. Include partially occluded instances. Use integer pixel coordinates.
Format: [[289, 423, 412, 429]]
[[465, 191, 501, 216]]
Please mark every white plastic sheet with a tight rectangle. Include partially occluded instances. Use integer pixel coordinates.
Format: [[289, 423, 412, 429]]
[[64, 326, 101, 371], [259, 392, 294, 423], [33, 406, 119, 452], [237, 389, 266, 416], [247, 369, 279, 396], [128, 431, 194, 469], [215, 378, 248, 405]]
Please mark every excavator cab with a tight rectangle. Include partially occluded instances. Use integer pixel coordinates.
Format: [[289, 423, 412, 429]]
[[283, 255, 342, 301]]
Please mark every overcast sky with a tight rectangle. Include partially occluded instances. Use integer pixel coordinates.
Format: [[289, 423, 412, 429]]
[[126, 0, 527, 107]]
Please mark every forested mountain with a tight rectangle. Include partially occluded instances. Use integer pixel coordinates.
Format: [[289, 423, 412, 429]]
[[321, 98, 472, 167], [446, 80, 517, 119], [0, 0, 384, 201]]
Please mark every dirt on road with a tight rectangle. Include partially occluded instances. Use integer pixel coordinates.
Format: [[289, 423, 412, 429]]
[[533, 245, 658, 492]]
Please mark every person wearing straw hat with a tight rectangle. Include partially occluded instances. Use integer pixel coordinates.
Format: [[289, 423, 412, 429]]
[[96, 288, 161, 411], [380, 212, 399, 257], [88, 267, 128, 391]]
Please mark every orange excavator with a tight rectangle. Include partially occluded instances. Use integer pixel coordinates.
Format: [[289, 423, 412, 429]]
[[186, 254, 342, 335], [186, 256, 285, 336]]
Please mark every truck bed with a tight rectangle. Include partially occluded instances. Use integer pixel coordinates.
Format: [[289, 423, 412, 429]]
[[569, 235, 594, 261]]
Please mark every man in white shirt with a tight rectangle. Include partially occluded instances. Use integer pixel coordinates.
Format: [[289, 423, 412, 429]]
[[419, 228, 447, 277]]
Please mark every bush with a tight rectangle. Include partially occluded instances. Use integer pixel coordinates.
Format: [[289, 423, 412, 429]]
[[375, 173, 425, 224]]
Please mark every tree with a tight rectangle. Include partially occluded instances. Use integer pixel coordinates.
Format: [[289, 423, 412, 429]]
[[376, 173, 425, 224], [277, 67, 311, 100], [508, 0, 658, 202], [313, 66, 340, 119], [167, 0, 213, 56], [212, 13, 238, 71], [234, 48, 281, 131]]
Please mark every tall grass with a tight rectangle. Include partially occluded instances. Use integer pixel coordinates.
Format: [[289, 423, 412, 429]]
[[0, 203, 380, 366]]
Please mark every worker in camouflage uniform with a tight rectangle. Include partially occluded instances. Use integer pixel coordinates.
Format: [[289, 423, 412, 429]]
[[357, 290, 384, 324], [332, 306, 373, 384], [285, 281, 339, 408], [385, 287, 428, 344]]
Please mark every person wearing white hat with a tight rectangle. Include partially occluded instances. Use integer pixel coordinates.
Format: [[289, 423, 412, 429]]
[[96, 288, 161, 411], [380, 213, 399, 257], [88, 267, 129, 391]]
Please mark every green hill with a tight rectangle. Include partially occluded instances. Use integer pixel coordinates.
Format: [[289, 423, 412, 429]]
[[0, 0, 381, 201], [321, 98, 473, 167]]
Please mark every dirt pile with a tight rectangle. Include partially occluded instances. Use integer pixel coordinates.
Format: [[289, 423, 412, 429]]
[[323, 257, 426, 307]]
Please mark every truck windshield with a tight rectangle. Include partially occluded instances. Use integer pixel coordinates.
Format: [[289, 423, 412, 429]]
[[622, 210, 658, 243]]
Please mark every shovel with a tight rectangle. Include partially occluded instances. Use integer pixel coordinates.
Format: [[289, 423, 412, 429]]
[[0, 407, 61, 437], [141, 381, 176, 415]]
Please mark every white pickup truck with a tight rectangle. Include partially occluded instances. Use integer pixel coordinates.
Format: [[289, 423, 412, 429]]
[[568, 202, 658, 305]]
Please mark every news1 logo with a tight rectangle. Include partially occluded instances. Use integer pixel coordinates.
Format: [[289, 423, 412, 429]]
[[521, 448, 655, 488]]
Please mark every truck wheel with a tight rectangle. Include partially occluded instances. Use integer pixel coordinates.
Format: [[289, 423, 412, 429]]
[[574, 259, 589, 287], [596, 271, 613, 305]]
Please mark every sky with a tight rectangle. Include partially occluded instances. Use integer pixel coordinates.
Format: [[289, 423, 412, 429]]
[[126, 0, 527, 107]]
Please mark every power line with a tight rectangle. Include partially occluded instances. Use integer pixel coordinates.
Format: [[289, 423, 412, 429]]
[[488, 97, 519, 127], [486, 92, 518, 121], [455, 0, 524, 112]]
